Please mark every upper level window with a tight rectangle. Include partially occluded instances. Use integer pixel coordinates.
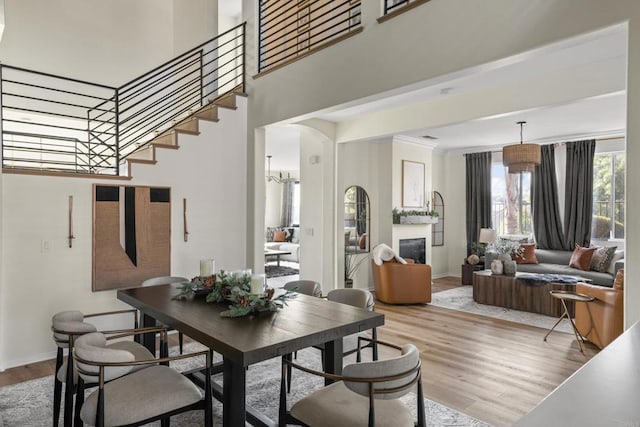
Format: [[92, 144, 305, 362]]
[[592, 152, 625, 240], [258, 0, 362, 74], [491, 163, 532, 237]]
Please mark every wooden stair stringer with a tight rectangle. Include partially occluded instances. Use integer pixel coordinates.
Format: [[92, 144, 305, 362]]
[[125, 92, 243, 178]]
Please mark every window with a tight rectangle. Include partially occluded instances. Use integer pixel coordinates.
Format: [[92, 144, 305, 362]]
[[491, 163, 532, 236], [592, 152, 625, 240]]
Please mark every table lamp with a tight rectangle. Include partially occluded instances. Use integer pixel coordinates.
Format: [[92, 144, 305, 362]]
[[478, 228, 496, 245]]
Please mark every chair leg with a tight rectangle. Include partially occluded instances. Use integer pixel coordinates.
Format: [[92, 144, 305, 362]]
[[285, 353, 293, 393], [178, 332, 184, 355], [372, 328, 379, 361], [416, 378, 426, 427], [64, 353, 75, 427], [74, 377, 84, 427], [161, 418, 170, 427], [53, 348, 63, 427]]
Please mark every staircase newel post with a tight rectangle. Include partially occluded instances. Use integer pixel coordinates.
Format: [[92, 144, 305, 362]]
[[115, 88, 120, 176]]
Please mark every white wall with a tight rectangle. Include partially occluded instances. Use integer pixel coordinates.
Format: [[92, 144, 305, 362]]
[[0, 98, 247, 370], [0, 0, 216, 85], [298, 126, 336, 289]]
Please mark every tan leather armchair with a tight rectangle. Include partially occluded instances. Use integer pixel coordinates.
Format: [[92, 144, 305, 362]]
[[575, 269, 624, 349], [371, 259, 431, 304]]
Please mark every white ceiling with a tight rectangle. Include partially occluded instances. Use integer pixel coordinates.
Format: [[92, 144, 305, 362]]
[[266, 20, 627, 168]]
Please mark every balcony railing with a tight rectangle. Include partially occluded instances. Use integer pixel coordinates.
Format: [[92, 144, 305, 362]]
[[258, 0, 362, 73], [382, 0, 429, 17], [1, 23, 245, 175]]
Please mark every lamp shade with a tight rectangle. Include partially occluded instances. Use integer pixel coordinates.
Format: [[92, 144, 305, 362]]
[[478, 228, 496, 244], [502, 143, 541, 173]]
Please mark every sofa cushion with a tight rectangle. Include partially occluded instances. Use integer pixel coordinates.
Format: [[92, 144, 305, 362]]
[[534, 249, 573, 265], [590, 246, 617, 272], [273, 230, 286, 242], [569, 245, 596, 271], [514, 243, 538, 264]]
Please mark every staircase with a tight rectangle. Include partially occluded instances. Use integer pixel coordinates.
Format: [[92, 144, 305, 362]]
[[123, 89, 243, 178], [0, 23, 246, 179]]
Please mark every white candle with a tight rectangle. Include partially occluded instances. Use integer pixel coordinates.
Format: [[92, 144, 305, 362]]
[[250, 274, 265, 294], [200, 259, 215, 277]]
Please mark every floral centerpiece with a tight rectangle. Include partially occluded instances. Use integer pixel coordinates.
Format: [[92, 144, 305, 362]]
[[173, 270, 294, 317]]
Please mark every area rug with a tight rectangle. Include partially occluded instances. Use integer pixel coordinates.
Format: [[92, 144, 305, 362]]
[[431, 286, 572, 334], [265, 264, 299, 278], [0, 343, 489, 427]]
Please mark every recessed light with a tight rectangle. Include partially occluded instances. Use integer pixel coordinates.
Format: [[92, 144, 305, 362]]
[[440, 87, 453, 95]]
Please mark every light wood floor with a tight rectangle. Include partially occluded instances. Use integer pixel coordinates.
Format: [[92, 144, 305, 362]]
[[0, 277, 598, 426]]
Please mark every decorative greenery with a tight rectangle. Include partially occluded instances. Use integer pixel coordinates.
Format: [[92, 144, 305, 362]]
[[487, 238, 524, 257], [173, 271, 295, 317], [470, 241, 486, 256], [345, 251, 369, 280], [392, 204, 439, 224]]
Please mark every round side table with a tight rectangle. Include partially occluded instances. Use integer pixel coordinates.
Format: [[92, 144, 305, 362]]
[[544, 290, 595, 352]]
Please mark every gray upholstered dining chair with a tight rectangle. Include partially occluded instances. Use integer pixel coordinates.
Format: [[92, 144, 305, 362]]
[[51, 309, 150, 427], [283, 279, 323, 297], [280, 339, 425, 427], [325, 288, 378, 361], [141, 276, 189, 354], [74, 331, 213, 427]]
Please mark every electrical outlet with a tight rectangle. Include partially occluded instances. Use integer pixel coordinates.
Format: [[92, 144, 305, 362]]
[[41, 240, 51, 252]]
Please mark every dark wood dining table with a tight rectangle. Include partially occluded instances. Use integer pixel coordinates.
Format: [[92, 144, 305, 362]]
[[117, 284, 384, 426]]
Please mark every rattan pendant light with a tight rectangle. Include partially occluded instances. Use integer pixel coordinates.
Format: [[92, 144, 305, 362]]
[[502, 121, 541, 173]]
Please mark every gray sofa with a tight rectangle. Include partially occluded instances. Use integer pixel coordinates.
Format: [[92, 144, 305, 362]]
[[486, 249, 624, 287]]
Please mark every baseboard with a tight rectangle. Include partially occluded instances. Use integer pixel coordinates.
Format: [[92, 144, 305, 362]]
[[2, 349, 57, 371], [432, 272, 461, 279]]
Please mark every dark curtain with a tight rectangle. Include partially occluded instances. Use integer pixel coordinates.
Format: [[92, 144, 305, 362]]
[[532, 145, 567, 250], [280, 178, 295, 227], [465, 152, 492, 255], [564, 139, 596, 248]]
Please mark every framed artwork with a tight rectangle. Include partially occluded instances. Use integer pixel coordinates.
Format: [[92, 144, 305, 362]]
[[402, 160, 425, 208]]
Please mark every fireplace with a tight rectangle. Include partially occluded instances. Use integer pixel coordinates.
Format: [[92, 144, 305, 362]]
[[399, 238, 426, 264]]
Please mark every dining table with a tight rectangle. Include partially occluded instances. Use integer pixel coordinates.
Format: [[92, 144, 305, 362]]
[[117, 284, 384, 426]]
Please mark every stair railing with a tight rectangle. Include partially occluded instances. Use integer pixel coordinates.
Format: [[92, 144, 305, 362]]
[[1, 22, 245, 176]]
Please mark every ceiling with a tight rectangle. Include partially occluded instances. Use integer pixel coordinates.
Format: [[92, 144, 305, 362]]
[[264, 20, 627, 169]]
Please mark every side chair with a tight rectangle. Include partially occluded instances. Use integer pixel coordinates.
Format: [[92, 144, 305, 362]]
[[51, 309, 151, 427], [283, 279, 323, 297], [141, 276, 189, 354], [74, 330, 213, 427], [280, 338, 426, 427]]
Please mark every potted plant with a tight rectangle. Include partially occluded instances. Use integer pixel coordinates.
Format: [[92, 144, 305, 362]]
[[344, 250, 369, 288]]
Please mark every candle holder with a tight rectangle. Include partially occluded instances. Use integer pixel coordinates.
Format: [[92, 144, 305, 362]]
[[200, 259, 215, 277], [250, 273, 266, 295]]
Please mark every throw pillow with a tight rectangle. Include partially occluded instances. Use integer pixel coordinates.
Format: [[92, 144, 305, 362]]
[[285, 227, 294, 242], [273, 230, 286, 242], [513, 243, 538, 264], [613, 268, 624, 290], [589, 246, 617, 272], [265, 227, 276, 242], [569, 244, 597, 271], [607, 250, 624, 275]]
